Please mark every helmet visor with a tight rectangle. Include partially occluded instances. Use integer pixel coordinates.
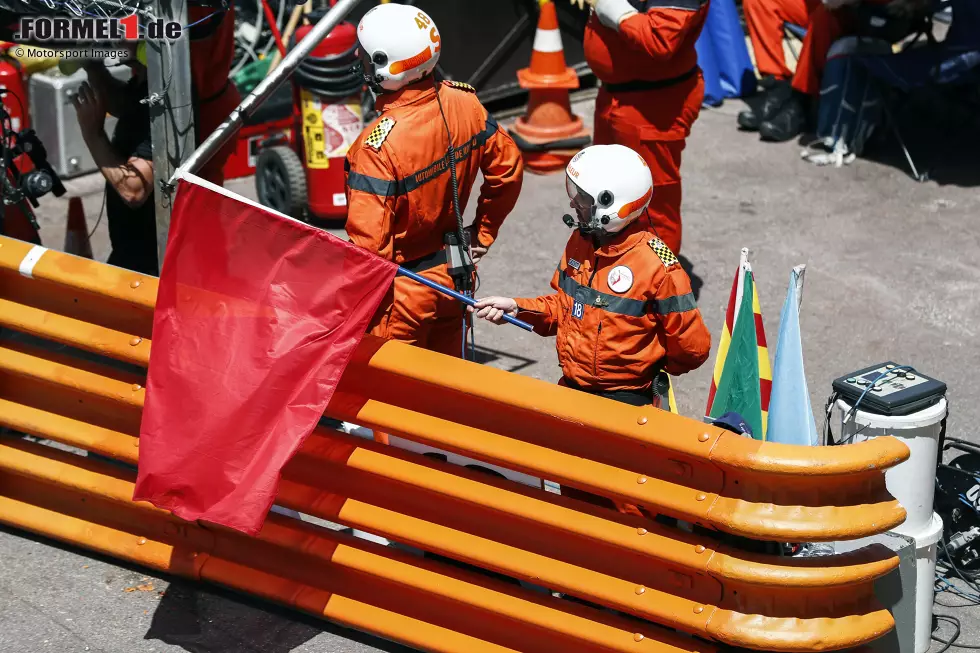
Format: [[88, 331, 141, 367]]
[[565, 176, 593, 210]]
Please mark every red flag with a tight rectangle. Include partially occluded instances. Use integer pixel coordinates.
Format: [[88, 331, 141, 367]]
[[133, 174, 397, 534]]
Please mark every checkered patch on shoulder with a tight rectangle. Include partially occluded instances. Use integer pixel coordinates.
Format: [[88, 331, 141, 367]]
[[648, 238, 679, 269], [445, 80, 476, 93], [365, 117, 395, 150]]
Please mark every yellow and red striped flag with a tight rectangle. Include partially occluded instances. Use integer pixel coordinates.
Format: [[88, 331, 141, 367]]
[[704, 249, 772, 439]]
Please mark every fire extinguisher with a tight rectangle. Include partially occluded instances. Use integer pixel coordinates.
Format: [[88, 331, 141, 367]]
[[0, 45, 33, 174], [290, 13, 364, 220], [0, 46, 29, 133]]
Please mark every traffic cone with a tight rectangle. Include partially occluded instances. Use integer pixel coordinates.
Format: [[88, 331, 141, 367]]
[[64, 197, 92, 259], [508, 0, 591, 174]]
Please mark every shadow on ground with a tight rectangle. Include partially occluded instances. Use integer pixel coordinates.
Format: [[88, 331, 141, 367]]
[[679, 254, 704, 302], [146, 581, 323, 653], [471, 344, 537, 373], [146, 580, 413, 653], [0, 526, 410, 653], [861, 88, 980, 187]]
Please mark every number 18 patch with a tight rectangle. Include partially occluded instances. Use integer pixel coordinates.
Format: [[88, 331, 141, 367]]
[[572, 301, 584, 319]]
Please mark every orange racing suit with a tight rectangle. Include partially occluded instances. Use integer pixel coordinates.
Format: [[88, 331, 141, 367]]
[[514, 221, 710, 515], [584, 0, 710, 255], [514, 222, 710, 392], [345, 79, 524, 357]]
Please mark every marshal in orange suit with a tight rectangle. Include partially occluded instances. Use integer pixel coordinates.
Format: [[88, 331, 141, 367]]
[[474, 144, 709, 517], [346, 4, 524, 357], [583, 0, 710, 256]]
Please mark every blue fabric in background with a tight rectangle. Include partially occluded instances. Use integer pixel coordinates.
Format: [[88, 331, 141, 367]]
[[696, 0, 758, 106], [696, 19, 725, 107]]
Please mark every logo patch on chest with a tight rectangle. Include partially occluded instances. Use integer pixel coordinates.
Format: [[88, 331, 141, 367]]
[[607, 265, 634, 293], [567, 258, 581, 271]]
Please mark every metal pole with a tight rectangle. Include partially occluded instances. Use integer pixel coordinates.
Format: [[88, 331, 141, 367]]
[[395, 268, 535, 332], [146, 0, 194, 273], [170, 0, 365, 184]]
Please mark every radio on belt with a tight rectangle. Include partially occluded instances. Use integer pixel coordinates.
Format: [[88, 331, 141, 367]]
[[831, 362, 946, 416]]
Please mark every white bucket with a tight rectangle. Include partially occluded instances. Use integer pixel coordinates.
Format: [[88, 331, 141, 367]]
[[837, 398, 947, 535], [912, 512, 944, 653]]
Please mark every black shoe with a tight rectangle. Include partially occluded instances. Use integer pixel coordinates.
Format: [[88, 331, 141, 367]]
[[737, 80, 791, 132], [758, 74, 781, 90], [737, 107, 762, 131], [760, 94, 807, 142]]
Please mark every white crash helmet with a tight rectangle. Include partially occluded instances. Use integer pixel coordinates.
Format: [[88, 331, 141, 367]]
[[357, 3, 442, 93], [564, 144, 653, 234]]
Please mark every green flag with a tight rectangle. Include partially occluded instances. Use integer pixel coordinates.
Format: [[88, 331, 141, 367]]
[[708, 270, 764, 439]]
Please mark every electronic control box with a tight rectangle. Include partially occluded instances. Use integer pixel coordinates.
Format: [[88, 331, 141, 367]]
[[832, 362, 946, 416]]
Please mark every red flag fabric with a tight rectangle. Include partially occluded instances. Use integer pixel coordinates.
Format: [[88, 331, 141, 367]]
[[133, 174, 397, 534]]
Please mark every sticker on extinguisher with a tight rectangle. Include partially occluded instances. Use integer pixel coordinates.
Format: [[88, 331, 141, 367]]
[[320, 100, 363, 158], [300, 89, 329, 170]]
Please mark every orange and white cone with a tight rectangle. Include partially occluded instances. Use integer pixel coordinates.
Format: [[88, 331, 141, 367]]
[[509, 0, 591, 174], [64, 197, 93, 259]]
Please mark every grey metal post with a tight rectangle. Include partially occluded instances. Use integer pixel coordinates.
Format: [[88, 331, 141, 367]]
[[146, 0, 194, 273], [170, 0, 364, 184]]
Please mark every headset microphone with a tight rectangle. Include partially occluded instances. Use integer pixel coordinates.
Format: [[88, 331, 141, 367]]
[[562, 214, 576, 228]]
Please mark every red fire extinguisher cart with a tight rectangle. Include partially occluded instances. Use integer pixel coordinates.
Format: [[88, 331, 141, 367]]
[[255, 11, 364, 222], [0, 44, 29, 134]]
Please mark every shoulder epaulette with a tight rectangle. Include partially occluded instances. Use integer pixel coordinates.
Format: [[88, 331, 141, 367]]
[[445, 80, 476, 93], [648, 237, 679, 269], [365, 116, 396, 150]]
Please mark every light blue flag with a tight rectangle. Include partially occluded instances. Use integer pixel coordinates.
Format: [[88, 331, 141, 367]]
[[767, 265, 820, 446]]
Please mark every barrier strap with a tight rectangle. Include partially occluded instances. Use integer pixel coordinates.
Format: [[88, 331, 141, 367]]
[[18, 245, 47, 279], [346, 115, 500, 198]]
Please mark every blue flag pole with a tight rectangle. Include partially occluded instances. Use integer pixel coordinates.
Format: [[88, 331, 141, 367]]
[[396, 268, 535, 332]]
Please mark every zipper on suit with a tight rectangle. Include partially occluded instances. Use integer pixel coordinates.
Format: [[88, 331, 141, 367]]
[[594, 321, 601, 376], [590, 257, 600, 376]]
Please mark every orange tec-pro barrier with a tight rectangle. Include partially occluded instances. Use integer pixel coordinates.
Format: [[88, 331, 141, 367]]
[[0, 235, 909, 652]]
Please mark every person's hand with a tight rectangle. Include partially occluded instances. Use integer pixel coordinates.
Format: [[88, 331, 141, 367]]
[[72, 81, 106, 137], [472, 296, 518, 325], [469, 243, 488, 265], [464, 226, 489, 265]]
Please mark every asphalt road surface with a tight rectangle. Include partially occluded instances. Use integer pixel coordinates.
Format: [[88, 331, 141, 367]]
[[9, 93, 980, 652]]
